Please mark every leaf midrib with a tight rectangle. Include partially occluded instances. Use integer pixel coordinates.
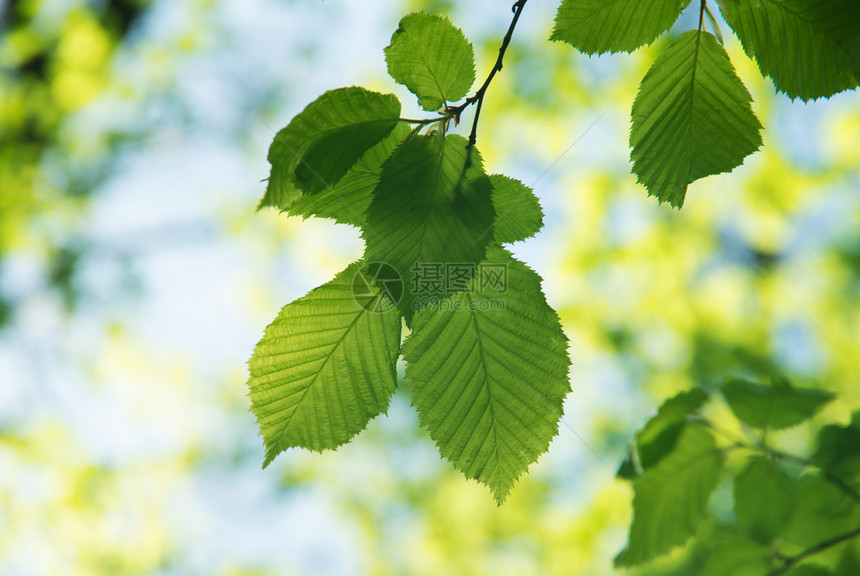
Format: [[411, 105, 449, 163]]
[[266, 297, 370, 457]]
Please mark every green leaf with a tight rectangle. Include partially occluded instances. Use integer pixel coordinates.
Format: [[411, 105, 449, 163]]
[[402, 246, 570, 503], [286, 125, 410, 227], [550, 0, 691, 55], [784, 565, 832, 576], [700, 538, 771, 576], [629, 30, 763, 207], [721, 375, 834, 430], [260, 87, 401, 209], [363, 134, 494, 322], [813, 411, 860, 484], [618, 389, 708, 480], [385, 12, 476, 111], [247, 260, 402, 465], [734, 458, 796, 543], [490, 175, 544, 244], [617, 449, 637, 480], [784, 472, 860, 549], [716, 0, 860, 101], [616, 425, 724, 566], [619, 388, 709, 479]]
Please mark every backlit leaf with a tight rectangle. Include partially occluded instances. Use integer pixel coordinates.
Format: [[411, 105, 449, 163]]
[[402, 246, 570, 503], [260, 87, 400, 208], [716, 0, 860, 101], [630, 30, 762, 207], [551, 0, 691, 55], [363, 134, 494, 322], [248, 260, 401, 465], [490, 174, 544, 244], [385, 12, 476, 111], [286, 125, 410, 227]]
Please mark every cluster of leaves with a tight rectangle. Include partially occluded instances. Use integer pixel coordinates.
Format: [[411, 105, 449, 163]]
[[248, 0, 860, 504], [616, 376, 860, 575], [551, 0, 860, 207], [248, 11, 569, 503]]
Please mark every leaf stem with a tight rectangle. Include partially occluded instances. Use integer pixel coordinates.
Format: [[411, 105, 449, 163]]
[[690, 415, 860, 506], [457, 0, 528, 146], [767, 525, 860, 576], [765, 446, 860, 506], [702, 1, 724, 44], [399, 1, 528, 147]]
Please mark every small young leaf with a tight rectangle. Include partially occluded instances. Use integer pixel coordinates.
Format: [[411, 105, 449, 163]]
[[402, 246, 571, 503], [616, 425, 724, 566], [734, 458, 796, 543], [629, 388, 709, 476], [550, 0, 691, 55], [813, 411, 860, 484], [363, 134, 494, 322], [286, 125, 410, 227], [716, 0, 860, 101], [721, 375, 834, 430], [260, 87, 400, 209], [247, 260, 401, 465], [385, 12, 476, 111], [490, 174, 544, 244], [630, 30, 762, 207]]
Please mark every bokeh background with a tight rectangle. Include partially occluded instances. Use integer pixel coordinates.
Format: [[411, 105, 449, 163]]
[[1, 0, 858, 574]]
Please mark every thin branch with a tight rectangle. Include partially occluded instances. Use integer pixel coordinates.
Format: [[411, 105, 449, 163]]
[[768, 525, 860, 576], [767, 447, 860, 506], [690, 416, 860, 505], [401, 1, 529, 147], [459, 0, 528, 146]]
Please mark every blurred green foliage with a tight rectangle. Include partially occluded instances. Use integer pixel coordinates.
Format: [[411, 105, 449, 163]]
[[0, 0, 858, 575]]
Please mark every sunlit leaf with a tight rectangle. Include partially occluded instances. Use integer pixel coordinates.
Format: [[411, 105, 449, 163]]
[[248, 260, 401, 465], [385, 12, 476, 111], [261, 87, 400, 208], [716, 0, 860, 100], [363, 134, 494, 321], [551, 0, 691, 54], [490, 174, 544, 244], [630, 30, 762, 207], [402, 246, 570, 503], [286, 125, 410, 227]]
